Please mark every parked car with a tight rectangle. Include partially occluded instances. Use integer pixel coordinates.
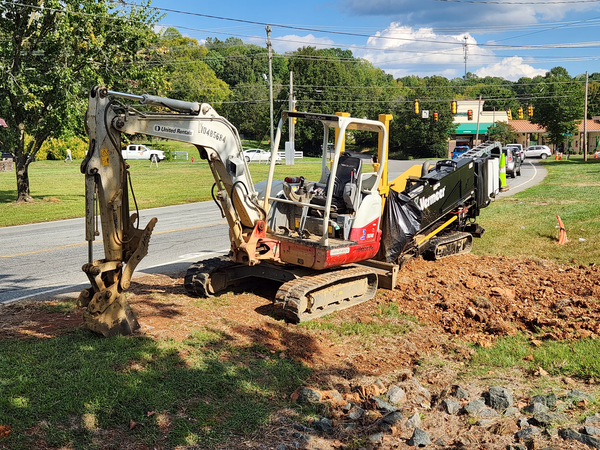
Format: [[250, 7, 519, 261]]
[[524, 145, 552, 159], [122, 144, 165, 161], [1, 152, 13, 160], [242, 148, 281, 163], [502, 147, 521, 178], [506, 144, 524, 163], [451, 145, 470, 159]]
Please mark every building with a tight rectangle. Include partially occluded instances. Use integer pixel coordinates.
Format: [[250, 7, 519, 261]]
[[449, 100, 509, 153]]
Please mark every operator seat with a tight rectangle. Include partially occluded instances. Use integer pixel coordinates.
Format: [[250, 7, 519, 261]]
[[311, 153, 362, 214]]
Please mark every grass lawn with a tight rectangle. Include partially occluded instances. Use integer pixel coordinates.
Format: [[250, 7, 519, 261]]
[[0, 158, 324, 227], [474, 157, 600, 265]]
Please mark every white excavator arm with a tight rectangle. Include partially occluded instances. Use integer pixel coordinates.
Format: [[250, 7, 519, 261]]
[[78, 86, 268, 336]]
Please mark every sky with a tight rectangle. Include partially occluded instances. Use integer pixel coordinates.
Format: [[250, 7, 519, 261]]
[[148, 0, 600, 81]]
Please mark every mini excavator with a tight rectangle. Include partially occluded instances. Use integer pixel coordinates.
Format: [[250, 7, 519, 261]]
[[79, 86, 501, 336]]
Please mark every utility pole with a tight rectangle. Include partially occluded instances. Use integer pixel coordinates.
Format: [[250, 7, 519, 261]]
[[584, 71, 589, 161], [463, 36, 469, 80], [266, 25, 274, 152]]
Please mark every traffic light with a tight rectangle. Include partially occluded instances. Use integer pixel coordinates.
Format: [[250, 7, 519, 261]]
[[433, 111, 439, 122], [507, 109, 512, 120], [451, 100, 457, 114], [467, 109, 473, 120], [518, 107, 523, 119], [414, 99, 419, 115], [292, 108, 297, 124], [528, 105, 533, 117]]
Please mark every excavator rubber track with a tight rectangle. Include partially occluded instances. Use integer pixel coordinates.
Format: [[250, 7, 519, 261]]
[[274, 266, 378, 323], [184, 256, 237, 297], [424, 231, 473, 260]]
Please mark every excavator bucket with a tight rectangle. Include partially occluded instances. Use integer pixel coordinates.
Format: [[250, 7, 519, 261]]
[[78, 288, 140, 337]]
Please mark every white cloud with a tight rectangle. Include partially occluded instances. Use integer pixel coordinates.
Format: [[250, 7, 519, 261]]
[[475, 57, 547, 81], [355, 22, 494, 78]]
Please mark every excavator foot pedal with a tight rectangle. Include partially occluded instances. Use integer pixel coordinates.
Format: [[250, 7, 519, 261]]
[[83, 293, 140, 337]]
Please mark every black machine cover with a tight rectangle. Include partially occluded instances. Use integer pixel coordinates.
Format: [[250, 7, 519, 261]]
[[379, 190, 422, 263]]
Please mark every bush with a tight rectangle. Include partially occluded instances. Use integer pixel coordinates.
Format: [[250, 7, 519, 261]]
[[36, 136, 88, 161]]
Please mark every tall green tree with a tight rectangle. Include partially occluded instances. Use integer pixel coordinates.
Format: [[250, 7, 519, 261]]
[[390, 75, 456, 158], [157, 27, 229, 105], [0, 0, 162, 202], [529, 67, 584, 150]]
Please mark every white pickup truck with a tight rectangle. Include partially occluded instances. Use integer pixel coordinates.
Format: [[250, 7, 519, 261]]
[[122, 144, 165, 161]]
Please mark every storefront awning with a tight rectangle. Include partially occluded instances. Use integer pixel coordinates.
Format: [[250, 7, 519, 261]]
[[454, 123, 494, 134]]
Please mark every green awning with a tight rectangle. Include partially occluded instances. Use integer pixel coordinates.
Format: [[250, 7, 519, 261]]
[[454, 123, 494, 134]]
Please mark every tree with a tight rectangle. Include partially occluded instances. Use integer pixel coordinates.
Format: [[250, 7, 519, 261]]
[[389, 75, 456, 158], [157, 27, 229, 105], [487, 121, 517, 145], [529, 67, 584, 150], [0, 0, 162, 202]]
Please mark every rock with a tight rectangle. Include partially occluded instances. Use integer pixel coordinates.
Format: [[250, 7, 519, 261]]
[[371, 396, 398, 413], [559, 428, 600, 449], [507, 445, 527, 450], [585, 413, 600, 425], [585, 426, 600, 436], [381, 411, 404, 426], [504, 406, 520, 417], [515, 426, 540, 440], [531, 412, 555, 427], [565, 389, 594, 402], [348, 406, 364, 420], [463, 398, 486, 415], [518, 418, 530, 429], [434, 438, 446, 446], [442, 398, 461, 415], [386, 385, 407, 405], [405, 413, 422, 429], [368, 432, 384, 443], [277, 444, 286, 450], [531, 393, 557, 408], [342, 402, 353, 412], [523, 402, 549, 414], [487, 386, 513, 411], [313, 418, 333, 434], [277, 427, 288, 436], [455, 386, 470, 400], [292, 423, 314, 433], [478, 407, 500, 419], [407, 427, 431, 447], [298, 387, 322, 403], [291, 432, 310, 442]]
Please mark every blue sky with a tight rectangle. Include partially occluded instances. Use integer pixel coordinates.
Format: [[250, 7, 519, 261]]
[[149, 0, 600, 81]]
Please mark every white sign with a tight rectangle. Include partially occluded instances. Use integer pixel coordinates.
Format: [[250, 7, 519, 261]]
[[422, 110, 429, 119]]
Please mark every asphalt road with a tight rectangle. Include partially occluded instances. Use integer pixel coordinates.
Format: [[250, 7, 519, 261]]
[[0, 158, 546, 305]]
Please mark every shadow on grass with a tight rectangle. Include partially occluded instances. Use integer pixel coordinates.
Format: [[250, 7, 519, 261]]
[[0, 326, 309, 449], [0, 316, 370, 449]]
